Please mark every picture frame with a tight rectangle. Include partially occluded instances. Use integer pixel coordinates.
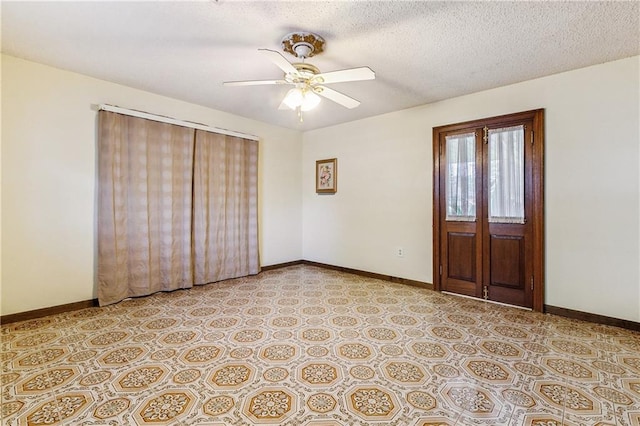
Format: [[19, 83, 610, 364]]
[[316, 158, 337, 194]]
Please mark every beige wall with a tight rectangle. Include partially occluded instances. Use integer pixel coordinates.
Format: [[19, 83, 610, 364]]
[[303, 56, 640, 322], [1, 54, 303, 316], [3, 54, 639, 323]]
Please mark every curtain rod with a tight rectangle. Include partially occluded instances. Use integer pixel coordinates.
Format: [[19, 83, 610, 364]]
[[98, 104, 259, 141]]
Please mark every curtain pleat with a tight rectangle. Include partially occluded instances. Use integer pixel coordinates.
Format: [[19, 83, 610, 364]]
[[98, 111, 259, 306], [192, 131, 259, 284], [98, 111, 196, 306]]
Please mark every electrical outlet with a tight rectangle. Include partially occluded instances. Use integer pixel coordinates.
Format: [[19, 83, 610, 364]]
[[396, 247, 404, 257]]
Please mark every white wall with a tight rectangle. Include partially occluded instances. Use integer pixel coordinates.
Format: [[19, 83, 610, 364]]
[[302, 110, 432, 283], [303, 56, 640, 322], [4, 54, 639, 323], [1, 54, 303, 316]]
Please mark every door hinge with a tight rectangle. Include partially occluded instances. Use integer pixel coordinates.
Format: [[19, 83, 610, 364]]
[[439, 265, 443, 276], [483, 126, 489, 144], [531, 277, 534, 291], [483, 285, 488, 300], [531, 130, 534, 145]]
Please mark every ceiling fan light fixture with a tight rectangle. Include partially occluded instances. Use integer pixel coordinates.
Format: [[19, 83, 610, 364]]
[[301, 91, 320, 111], [283, 88, 303, 109], [283, 87, 321, 111]]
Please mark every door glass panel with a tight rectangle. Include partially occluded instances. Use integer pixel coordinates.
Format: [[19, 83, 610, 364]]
[[488, 125, 525, 223], [445, 133, 476, 221]]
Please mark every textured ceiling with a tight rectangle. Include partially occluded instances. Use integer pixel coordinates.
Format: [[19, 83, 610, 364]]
[[2, 1, 639, 131]]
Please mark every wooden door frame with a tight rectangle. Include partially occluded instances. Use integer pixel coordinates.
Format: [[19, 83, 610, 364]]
[[433, 109, 545, 312]]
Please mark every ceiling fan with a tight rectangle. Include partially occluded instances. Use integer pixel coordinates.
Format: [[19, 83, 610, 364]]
[[223, 32, 375, 121]]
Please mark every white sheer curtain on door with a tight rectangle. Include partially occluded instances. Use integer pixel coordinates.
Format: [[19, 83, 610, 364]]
[[488, 125, 525, 224], [445, 132, 476, 221]]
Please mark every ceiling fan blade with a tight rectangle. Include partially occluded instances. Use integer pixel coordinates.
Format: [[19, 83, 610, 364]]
[[315, 86, 361, 109], [223, 79, 287, 87], [258, 48, 298, 75], [314, 67, 375, 84]]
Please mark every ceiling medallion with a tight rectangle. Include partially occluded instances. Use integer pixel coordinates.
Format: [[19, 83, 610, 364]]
[[281, 32, 325, 59]]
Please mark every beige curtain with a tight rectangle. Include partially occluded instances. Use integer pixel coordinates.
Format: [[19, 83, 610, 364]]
[[98, 111, 259, 306], [193, 131, 260, 284], [98, 111, 195, 306]]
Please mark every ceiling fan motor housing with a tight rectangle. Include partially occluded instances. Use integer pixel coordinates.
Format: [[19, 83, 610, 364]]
[[282, 32, 325, 58]]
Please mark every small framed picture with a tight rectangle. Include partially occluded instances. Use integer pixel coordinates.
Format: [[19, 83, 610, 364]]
[[316, 158, 337, 193]]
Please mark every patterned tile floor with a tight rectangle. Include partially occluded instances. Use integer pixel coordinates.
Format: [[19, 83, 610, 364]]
[[2, 265, 640, 425]]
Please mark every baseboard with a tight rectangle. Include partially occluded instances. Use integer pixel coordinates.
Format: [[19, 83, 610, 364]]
[[260, 260, 305, 271], [298, 260, 640, 332], [4, 264, 637, 333], [1, 299, 99, 325], [544, 305, 640, 332], [1, 261, 306, 324], [261, 259, 433, 290], [301, 260, 434, 290]]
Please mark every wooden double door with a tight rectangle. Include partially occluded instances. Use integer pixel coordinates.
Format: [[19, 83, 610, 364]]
[[433, 110, 544, 310]]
